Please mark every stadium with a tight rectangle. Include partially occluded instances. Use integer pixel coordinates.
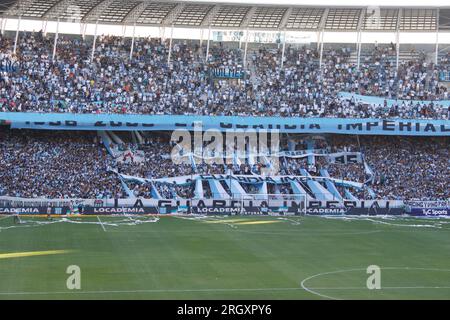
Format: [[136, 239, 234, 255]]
[[0, 0, 449, 301]]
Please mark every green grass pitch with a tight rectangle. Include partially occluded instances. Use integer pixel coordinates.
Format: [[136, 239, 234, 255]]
[[1, 214, 450, 300]]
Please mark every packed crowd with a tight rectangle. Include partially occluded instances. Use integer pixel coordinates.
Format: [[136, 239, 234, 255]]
[[0, 129, 125, 199], [0, 32, 449, 119], [116, 138, 194, 179], [0, 127, 447, 200], [110, 133, 449, 201], [361, 136, 449, 201]]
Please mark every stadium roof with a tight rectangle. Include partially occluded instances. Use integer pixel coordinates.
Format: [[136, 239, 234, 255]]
[[1, 0, 450, 31]]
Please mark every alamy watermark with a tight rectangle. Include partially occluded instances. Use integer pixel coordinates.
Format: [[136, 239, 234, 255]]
[[66, 265, 81, 290], [366, 265, 381, 290], [170, 122, 281, 176]]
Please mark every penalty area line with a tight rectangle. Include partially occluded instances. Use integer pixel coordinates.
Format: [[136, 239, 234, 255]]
[[96, 215, 106, 232]]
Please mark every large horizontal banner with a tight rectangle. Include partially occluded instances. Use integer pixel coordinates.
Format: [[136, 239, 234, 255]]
[[0, 199, 405, 216], [120, 173, 365, 190], [1, 112, 449, 136], [278, 151, 362, 163], [406, 201, 449, 208], [0, 206, 160, 215], [338, 92, 450, 108]]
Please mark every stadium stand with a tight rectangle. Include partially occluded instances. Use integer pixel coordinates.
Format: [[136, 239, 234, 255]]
[[0, 128, 448, 201], [0, 1, 448, 205], [0, 31, 449, 118], [0, 129, 125, 198]]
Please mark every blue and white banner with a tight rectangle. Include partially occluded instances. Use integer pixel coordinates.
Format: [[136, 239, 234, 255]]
[[1, 112, 449, 136], [119, 173, 364, 190], [338, 92, 450, 108]]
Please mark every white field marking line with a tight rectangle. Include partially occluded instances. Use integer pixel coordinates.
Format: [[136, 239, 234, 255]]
[[0, 287, 303, 296], [96, 215, 106, 232], [174, 215, 209, 221], [3, 284, 450, 297], [231, 229, 383, 236], [0, 215, 11, 231], [0, 219, 63, 231], [321, 215, 445, 229], [363, 218, 443, 229], [0, 215, 10, 232], [205, 215, 384, 235], [0, 216, 160, 232], [298, 286, 450, 290], [277, 217, 302, 225], [300, 267, 450, 300], [202, 216, 239, 229]]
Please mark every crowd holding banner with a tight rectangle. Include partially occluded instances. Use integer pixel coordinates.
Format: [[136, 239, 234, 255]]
[[0, 128, 447, 202]]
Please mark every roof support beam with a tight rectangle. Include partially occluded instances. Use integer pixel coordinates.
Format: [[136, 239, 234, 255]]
[[0, 17, 7, 35], [13, 15, 21, 54], [123, 1, 149, 25], [396, 9, 402, 70], [161, 3, 186, 27], [279, 7, 292, 29], [280, 29, 286, 69], [91, 19, 98, 61], [43, 0, 72, 20], [4, 0, 35, 17], [43, 0, 68, 19], [356, 8, 365, 69], [129, 22, 136, 60], [317, 8, 328, 55], [83, 0, 114, 23], [435, 8, 440, 65], [319, 29, 324, 68], [201, 4, 221, 27], [240, 6, 257, 29], [205, 25, 211, 62], [243, 28, 249, 70], [167, 24, 174, 64], [52, 17, 60, 61]]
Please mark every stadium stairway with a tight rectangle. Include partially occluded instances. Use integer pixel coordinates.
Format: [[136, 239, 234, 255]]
[[133, 131, 144, 144], [320, 169, 344, 201], [289, 181, 314, 202], [108, 131, 125, 145], [150, 182, 162, 199], [119, 176, 136, 199], [259, 181, 269, 200], [224, 179, 249, 199], [98, 131, 115, 155], [194, 178, 204, 199], [208, 179, 231, 199], [344, 188, 358, 201], [299, 169, 335, 201]]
